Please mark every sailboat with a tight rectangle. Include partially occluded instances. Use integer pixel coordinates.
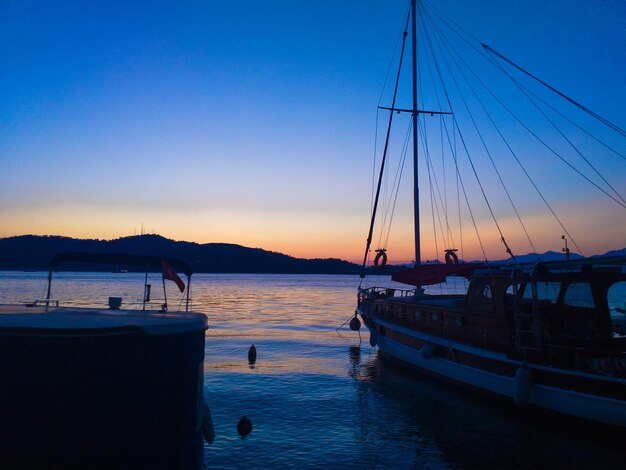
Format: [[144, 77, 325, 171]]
[[356, 0, 625, 427]]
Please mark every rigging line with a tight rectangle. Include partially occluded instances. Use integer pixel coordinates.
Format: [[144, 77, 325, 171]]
[[416, 9, 456, 250], [369, 1, 413, 247], [360, 9, 412, 279], [419, 117, 454, 253], [377, 2, 413, 108], [485, 54, 626, 209], [376, 119, 410, 249], [420, 120, 446, 260], [414, 26, 467, 258], [417, 2, 486, 261], [371, 111, 380, 214], [453, 122, 465, 260], [431, 89, 468, 258], [382, 121, 413, 250], [504, 77, 625, 161], [424, 7, 626, 211], [440, 115, 454, 248], [425, 14, 538, 255], [424, 25, 603, 254], [418, 118, 439, 258], [430, 101, 488, 261], [450, 117, 490, 262], [417, 37, 469, 259], [487, 57, 626, 206], [482, 44, 626, 138], [423, 2, 626, 162], [419, 8, 512, 258], [420, 6, 626, 207]]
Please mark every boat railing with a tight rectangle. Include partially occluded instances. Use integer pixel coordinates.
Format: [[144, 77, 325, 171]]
[[29, 299, 60, 308], [358, 286, 416, 302], [539, 341, 626, 377]]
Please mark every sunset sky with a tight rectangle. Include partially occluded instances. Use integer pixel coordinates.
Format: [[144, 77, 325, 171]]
[[1, 0, 624, 264]]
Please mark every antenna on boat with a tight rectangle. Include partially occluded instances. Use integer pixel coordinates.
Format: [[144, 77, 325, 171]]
[[561, 235, 570, 261]]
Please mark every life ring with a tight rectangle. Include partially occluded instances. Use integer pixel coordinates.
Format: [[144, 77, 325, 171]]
[[444, 249, 459, 265], [374, 249, 388, 268]]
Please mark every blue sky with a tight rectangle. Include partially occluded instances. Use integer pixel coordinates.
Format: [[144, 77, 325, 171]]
[[1, 0, 624, 262]]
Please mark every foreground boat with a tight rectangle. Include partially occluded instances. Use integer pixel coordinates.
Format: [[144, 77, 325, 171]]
[[356, 0, 625, 427], [0, 253, 210, 469]]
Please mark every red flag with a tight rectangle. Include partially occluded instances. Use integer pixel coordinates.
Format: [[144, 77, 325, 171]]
[[161, 259, 185, 292]]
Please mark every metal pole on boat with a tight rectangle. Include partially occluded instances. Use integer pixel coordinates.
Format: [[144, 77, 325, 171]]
[[161, 268, 168, 312], [45, 269, 52, 310], [185, 275, 191, 312], [411, 0, 421, 265], [143, 270, 148, 311]]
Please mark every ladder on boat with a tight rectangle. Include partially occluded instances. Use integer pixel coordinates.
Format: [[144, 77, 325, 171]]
[[513, 297, 543, 352]]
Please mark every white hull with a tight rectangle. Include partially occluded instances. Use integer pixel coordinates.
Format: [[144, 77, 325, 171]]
[[368, 317, 626, 427]]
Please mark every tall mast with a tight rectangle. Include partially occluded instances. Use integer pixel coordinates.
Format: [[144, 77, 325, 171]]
[[411, 0, 420, 265]]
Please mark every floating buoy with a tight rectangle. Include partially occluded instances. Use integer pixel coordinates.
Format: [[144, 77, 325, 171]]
[[369, 328, 378, 347], [420, 344, 434, 359], [349, 315, 361, 331], [237, 416, 253, 437], [248, 345, 257, 364], [513, 365, 532, 406], [202, 402, 215, 444]]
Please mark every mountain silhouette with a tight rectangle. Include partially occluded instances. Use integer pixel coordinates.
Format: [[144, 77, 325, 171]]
[[1, 234, 623, 274], [0, 234, 363, 274]]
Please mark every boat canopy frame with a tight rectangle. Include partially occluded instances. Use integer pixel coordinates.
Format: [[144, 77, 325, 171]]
[[45, 252, 193, 312]]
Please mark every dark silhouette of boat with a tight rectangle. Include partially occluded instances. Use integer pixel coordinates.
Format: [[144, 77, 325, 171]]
[[0, 252, 211, 468]]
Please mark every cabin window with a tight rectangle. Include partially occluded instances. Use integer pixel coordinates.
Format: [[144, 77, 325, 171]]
[[608, 282, 626, 337], [608, 282, 625, 311], [525, 281, 560, 304], [482, 284, 492, 299], [467, 280, 495, 312], [563, 282, 595, 308], [472, 282, 492, 299]]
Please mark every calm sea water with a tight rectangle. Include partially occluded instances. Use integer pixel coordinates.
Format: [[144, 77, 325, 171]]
[[1, 271, 625, 469]]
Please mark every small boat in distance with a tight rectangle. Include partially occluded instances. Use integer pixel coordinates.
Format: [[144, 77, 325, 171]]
[[357, 0, 626, 427], [0, 252, 210, 469]]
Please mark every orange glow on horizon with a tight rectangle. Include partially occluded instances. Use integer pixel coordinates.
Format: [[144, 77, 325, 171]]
[[0, 197, 623, 264]]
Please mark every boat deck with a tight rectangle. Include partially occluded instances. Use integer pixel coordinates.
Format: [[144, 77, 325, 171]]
[[0, 304, 207, 335]]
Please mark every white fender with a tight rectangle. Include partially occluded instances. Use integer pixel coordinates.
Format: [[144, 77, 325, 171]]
[[202, 402, 215, 444], [420, 344, 434, 359], [513, 366, 532, 406], [369, 328, 378, 347]]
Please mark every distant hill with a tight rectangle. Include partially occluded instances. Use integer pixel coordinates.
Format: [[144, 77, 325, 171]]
[[0, 234, 369, 275], [484, 249, 625, 264], [496, 251, 585, 263], [1, 235, 623, 274], [593, 247, 626, 258]]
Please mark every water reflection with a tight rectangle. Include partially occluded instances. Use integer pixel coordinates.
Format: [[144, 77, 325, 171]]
[[2, 272, 625, 468], [351, 352, 626, 469]]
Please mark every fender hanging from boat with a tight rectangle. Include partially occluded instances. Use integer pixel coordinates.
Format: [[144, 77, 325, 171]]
[[513, 365, 532, 407], [369, 328, 378, 347]]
